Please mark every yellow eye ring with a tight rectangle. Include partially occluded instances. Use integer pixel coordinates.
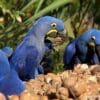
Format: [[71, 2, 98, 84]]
[[91, 36, 96, 40], [51, 23, 57, 28]]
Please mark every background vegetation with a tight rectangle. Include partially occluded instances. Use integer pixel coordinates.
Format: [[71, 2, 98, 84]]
[[0, 0, 100, 72]]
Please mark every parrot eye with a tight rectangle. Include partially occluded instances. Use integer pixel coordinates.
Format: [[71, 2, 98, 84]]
[[91, 36, 96, 40], [51, 23, 57, 28]]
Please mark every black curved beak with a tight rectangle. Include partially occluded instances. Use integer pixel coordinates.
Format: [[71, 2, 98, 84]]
[[46, 30, 67, 46], [57, 30, 67, 41]]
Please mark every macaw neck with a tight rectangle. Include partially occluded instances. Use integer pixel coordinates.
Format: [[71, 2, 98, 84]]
[[25, 33, 44, 45], [26, 25, 46, 41], [23, 24, 47, 52]]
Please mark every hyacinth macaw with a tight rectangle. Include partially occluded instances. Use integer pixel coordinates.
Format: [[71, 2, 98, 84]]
[[0, 50, 25, 96], [64, 29, 100, 69], [10, 16, 64, 80]]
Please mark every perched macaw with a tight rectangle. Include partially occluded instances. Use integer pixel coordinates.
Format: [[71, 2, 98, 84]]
[[0, 50, 25, 96], [10, 16, 64, 80], [64, 29, 100, 69]]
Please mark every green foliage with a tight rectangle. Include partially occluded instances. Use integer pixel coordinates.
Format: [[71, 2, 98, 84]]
[[66, 0, 100, 38], [52, 42, 68, 73], [0, 0, 79, 48]]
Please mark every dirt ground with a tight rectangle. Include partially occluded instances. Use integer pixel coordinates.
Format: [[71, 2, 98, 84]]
[[0, 64, 100, 100]]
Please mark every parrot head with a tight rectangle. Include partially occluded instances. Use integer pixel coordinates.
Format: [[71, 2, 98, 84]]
[[76, 29, 100, 62], [89, 29, 100, 59], [28, 16, 65, 40], [81, 29, 100, 59]]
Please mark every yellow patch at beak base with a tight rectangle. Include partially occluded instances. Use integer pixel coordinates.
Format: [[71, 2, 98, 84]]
[[47, 29, 57, 35]]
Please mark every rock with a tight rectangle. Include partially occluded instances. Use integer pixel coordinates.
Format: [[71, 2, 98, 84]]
[[80, 64, 89, 70], [8, 95, 19, 100], [44, 73, 55, 84], [79, 93, 90, 100], [45, 73, 62, 88], [0, 93, 6, 100], [79, 92, 100, 100], [36, 74, 45, 82], [20, 91, 40, 100], [57, 87, 69, 100], [41, 96, 48, 100], [13, 64, 100, 100], [90, 65, 100, 75], [59, 71, 69, 80], [42, 84, 52, 94], [71, 80, 87, 97], [26, 80, 44, 94], [47, 87, 57, 99], [96, 76, 100, 83], [74, 64, 89, 74], [51, 75, 62, 89], [67, 98, 74, 100], [87, 76, 97, 83], [87, 82, 100, 94], [63, 76, 77, 88]]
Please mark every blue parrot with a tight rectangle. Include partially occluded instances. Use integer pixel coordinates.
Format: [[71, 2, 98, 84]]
[[64, 29, 100, 69], [10, 16, 64, 80], [0, 50, 25, 96]]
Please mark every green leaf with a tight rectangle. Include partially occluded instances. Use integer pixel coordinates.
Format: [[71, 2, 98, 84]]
[[24, 0, 78, 25]]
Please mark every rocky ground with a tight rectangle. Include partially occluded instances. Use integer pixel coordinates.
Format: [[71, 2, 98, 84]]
[[0, 64, 100, 100]]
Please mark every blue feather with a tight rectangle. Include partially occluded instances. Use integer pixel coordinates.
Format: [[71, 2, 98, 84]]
[[0, 50, 25, 95]]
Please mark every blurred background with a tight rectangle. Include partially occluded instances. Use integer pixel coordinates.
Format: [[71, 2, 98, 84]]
[[0, 0, 100, 72]]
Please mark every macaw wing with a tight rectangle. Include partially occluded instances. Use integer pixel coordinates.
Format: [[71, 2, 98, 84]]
[[63, 41, 76, 67], [10, 45, 39, 80], [24, 46, 39, 79]]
